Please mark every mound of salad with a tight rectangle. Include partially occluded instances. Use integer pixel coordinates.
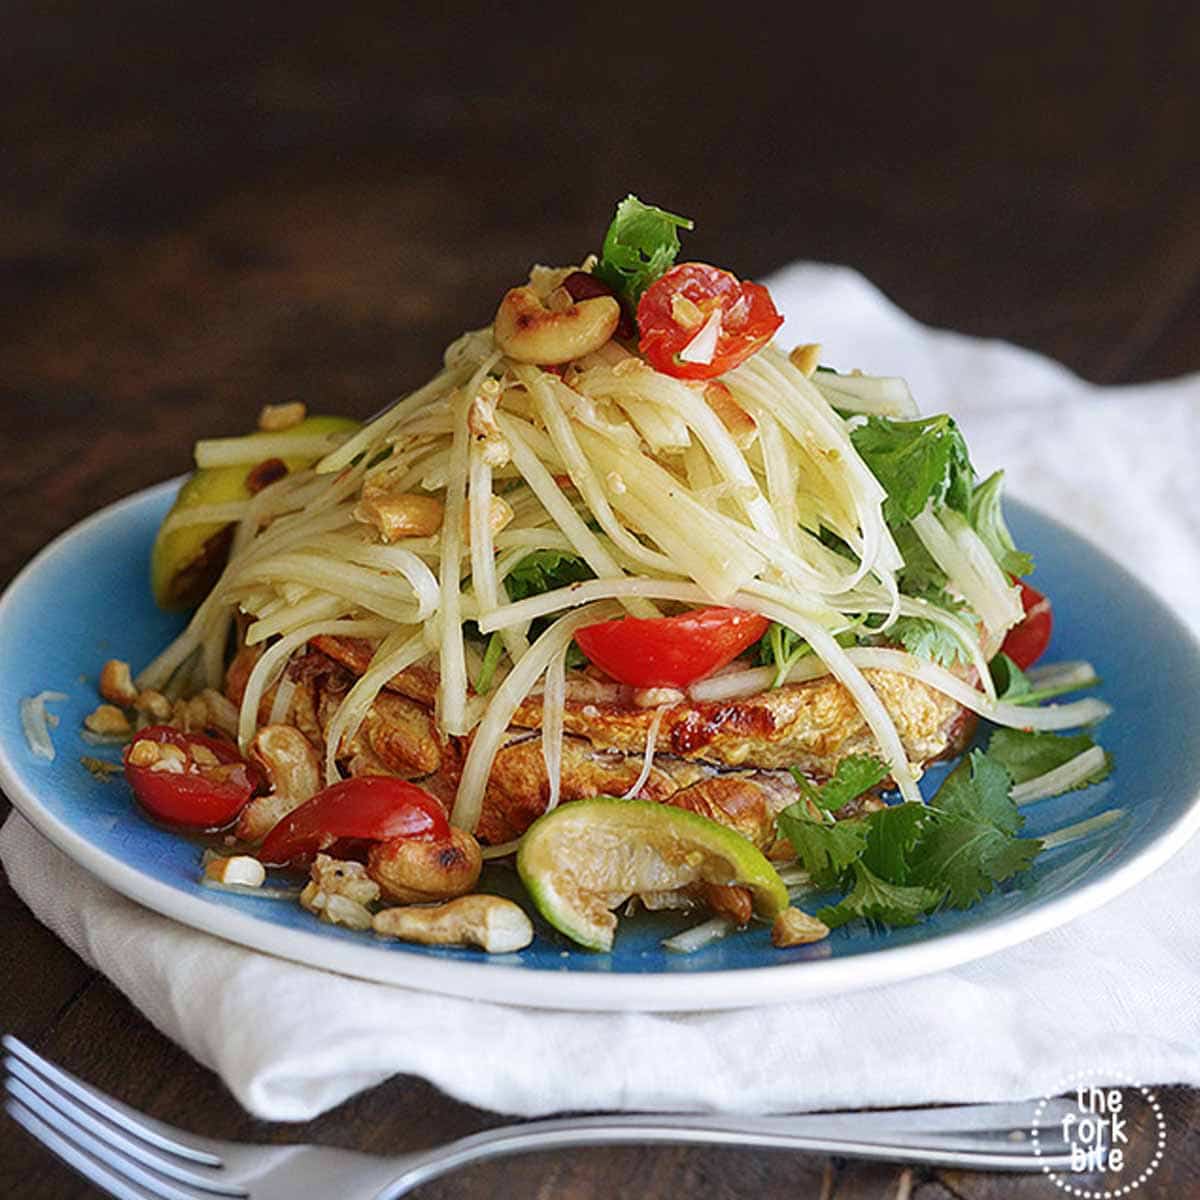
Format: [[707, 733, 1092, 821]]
[[39, 196, 1115, 956]]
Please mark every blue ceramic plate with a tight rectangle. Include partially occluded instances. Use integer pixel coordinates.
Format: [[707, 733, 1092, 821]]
[[3, 481, 1199, 1011]]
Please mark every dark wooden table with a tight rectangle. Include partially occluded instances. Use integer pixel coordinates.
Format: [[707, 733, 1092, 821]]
[[3, 5, 1198, 1196]]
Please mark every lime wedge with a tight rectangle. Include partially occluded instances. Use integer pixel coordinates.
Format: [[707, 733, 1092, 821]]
[[516, 797, 788, 951], [152, 415, 359, 609]]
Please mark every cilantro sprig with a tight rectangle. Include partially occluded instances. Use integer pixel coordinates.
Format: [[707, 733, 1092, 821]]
[[504, 548, 594, 601], [849, 413, 975, 524], [778, 748, 1047, 929], [593, 195, 694, 311]]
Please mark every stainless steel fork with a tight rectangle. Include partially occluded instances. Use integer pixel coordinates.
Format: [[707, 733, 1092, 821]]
[[3, 1035, 1075, 1199]]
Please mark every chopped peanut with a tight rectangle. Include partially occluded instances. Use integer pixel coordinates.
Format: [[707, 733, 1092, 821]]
[[190, 743, 220, 767], [84, 704, 132, 737], [460, 494, 514, 542], [301, 854, 380, 930], [631, 686, 685, 709], [149, 743, 188, 773], [788, 343, 822, 377], [257, 401, 306, 432], [467, 379, 510, 467], [771, 906, 830, 947], [98, 659, 138, 707], [670, 293, 705, 330], [301, 885, 374, 930], [134, 690, 172, 721], [310, 854, 381, 905], [354, 487, 445, 541], [204, 855, 266, 888], [126, 738, 161, 768]]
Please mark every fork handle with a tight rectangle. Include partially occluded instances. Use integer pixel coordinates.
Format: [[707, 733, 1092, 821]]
[[381, 1113, 1071, 1196]]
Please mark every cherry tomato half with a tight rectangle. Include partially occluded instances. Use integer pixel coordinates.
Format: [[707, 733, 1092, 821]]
[[123, 726, 261, 831], [637, 263, 784, 380], [258, 776, 450, 868], [574, 607, 770, 689], [1000, 580, 1053, 670]]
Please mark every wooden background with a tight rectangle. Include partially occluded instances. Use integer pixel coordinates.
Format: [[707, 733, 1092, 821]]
[[2, 4, 1197, 1196]]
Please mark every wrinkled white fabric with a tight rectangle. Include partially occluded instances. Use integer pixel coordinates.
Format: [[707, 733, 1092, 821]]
[[4, 264, 1199, 1121]]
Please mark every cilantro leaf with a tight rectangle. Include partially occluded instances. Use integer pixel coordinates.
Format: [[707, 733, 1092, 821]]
[[888, 615, 969, 667], [910, 814, 1041, 908], [593, 195, 694, 310], [861, 802, 931, 882], [504, 549, 594, 602], [803, 755, 891, 812], [850, 413, 975, 524], [776, 808, 868, 890], [910, 750, 1041, 908], [986, 728, 1111, 788], [892, 523, 949, 595], [969, 470, 1034, 577], [934, 749, 1022, 834], [817, 861, 941, 929]]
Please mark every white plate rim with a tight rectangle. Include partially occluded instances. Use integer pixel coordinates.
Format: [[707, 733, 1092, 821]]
[[4, 480, 1200, 1012]]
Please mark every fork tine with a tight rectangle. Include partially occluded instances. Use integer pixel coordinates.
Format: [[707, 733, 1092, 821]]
[[6, 1078, 221, 1200], [2, 1036, 222, 1166], [7, 1095, 173, 1200], [6, 1064, 247, 1198]]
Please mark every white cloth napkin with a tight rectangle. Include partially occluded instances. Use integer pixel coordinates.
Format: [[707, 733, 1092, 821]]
[[5, 264, 1200, 1122]]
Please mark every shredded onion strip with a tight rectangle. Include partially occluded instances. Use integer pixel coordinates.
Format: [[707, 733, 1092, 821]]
[[21, 691, 68, 761], [1012, 747, 1110, 805], [540, 641, 569, 814], [452, 602, 619, 832], [621, 707, 667, 799], [321, 628, 428, 784]]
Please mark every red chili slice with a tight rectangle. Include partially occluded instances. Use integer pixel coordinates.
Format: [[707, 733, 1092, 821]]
[[637, 263, 783, 380]]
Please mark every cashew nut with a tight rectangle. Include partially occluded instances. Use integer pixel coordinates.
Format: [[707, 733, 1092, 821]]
[[353, 485, 445, 541], [366, 828, 482, 904], [493, 285, 620, 365], [771, 906, 829, 947], [373, 894, 533, 953], [236, 724, 321, 842], [84, 704, 132, 737]]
